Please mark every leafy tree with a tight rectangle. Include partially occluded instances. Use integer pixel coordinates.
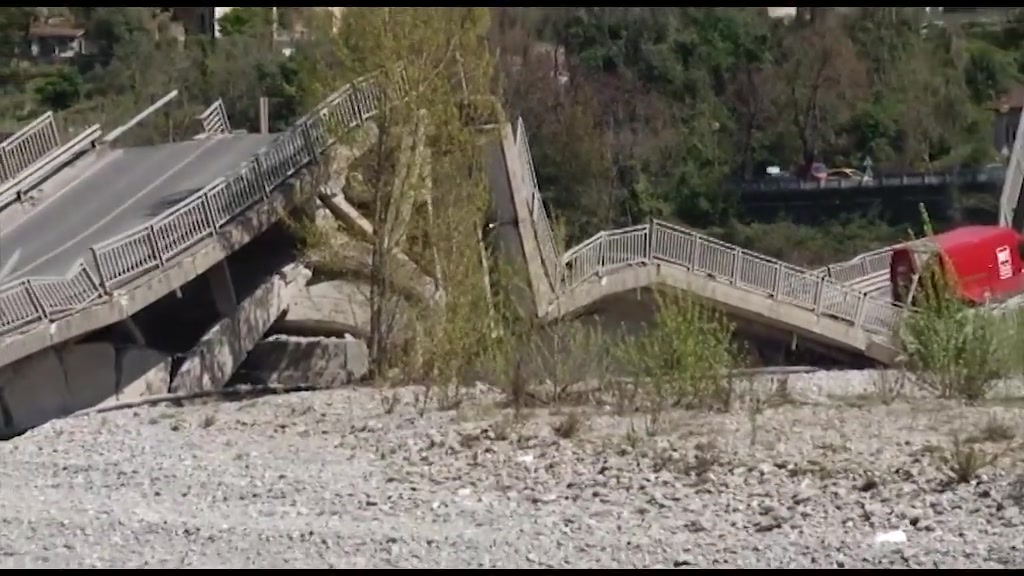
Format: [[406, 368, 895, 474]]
[[83, 8, 155, 67], [963, 41, 1017, 105], [217, 7, 274, 39], [33, 66, 82, 111], [0, 8, 33, 62], [298, 7, 502, 403]]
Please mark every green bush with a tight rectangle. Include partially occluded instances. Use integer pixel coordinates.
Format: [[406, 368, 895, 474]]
[[898, 258, 1009, 400], [616, 289, 739, 434]]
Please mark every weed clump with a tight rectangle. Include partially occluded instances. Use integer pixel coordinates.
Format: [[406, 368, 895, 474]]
[[615, 289, 740, 434]]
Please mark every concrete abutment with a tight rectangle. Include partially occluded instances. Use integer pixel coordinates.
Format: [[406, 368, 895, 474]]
[[0, 343, 172, 439]]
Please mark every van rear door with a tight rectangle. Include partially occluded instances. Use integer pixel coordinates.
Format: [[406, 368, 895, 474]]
[[890, 248, 915, 304]]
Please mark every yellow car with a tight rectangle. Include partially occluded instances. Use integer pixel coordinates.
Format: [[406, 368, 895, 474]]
[[827, 168, 871, 181]]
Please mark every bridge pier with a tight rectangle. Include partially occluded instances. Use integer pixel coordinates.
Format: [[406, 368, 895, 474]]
[[117, 318, 147, 346], [169, 262, 311, 395], [208, 260, 238, 316]]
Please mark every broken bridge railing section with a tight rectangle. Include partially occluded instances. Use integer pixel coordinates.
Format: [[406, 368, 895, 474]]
[[0, 112, 61, 183], [560, 220, 907, 336], [511, 117, 904, 339], [513, 117, 563, 290], [0, 72, 392, 338], [198, 99, 232, 136], [814, 245, 894, 286]]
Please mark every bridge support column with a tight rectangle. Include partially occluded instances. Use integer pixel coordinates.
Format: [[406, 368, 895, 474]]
[[208, 261, 237, 316], [118, 318, 146, 346], [171, 263, 312, 395]]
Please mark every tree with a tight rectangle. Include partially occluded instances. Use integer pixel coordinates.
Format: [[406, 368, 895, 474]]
[[216, 7, 275, 40], [298, 8, 502, 403], [33, 67, 82, 111], [0, 8, 33, 63], [83, 8, 155, 67], [770, 19, 867, 168], [963, 41, 1017, 105]]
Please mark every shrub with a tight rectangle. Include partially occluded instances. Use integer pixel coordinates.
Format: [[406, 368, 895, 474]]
[[898, 205, 1016, 401], [615, 289, 740, 434]]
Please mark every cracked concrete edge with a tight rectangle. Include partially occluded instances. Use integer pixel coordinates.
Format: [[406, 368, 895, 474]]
[[168, 263, 313, 396]]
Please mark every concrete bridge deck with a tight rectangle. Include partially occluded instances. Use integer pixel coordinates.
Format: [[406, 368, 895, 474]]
[[2, 134, 277, 281], [0, 74, 384, 370]]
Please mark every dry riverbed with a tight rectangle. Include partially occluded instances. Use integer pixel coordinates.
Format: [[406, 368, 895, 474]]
[[1, 370, 1022, 568]]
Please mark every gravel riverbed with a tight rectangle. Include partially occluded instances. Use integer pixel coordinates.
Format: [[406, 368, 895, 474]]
[[1, 370, 1023, 569]]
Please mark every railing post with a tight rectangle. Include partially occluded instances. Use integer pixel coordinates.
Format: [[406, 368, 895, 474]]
[[24, 280, 49, 320], [691, 238, 702, 271], [147, 225, 164, 266], [646, 220, 654, 262], [731, 248, 742, 285], [813, 276, 824, 314], [301, 121, 319, 161], [854, 293, 868, 327], [90, 247, 109, 293], [771, 263, 782, 298], [598, 235, 606, 275], [255, 155, 272, 196], [353, 85, 368, 124], [201, 191, 218, 235]]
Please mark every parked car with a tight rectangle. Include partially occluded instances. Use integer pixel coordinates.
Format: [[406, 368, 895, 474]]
[[809, 162, 828, 182], [827, 168, 871, 181]]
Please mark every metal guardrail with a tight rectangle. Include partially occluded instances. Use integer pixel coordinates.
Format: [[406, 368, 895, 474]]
[[740, 167, 1006, 193], [560, 220, 906, 337], [512, 118, 562, 289], [0, 125, 103, 209], [0, 112, 61, 183], [815, 247, 894, 285], [0, 71, 393, 338]]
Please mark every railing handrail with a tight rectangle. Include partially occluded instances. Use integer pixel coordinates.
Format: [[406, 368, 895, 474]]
[[739, 167, 1006, 193], [0, 111, 62, 184], [509, 118, 903, 341], [559, 219, 906, 337]]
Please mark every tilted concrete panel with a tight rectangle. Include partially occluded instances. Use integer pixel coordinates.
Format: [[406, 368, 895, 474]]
[[115, 347, 172, 399], [287, 280, 373, 333], [61, 342, 117, 411], [237, 335, 369, 387], [170, 263, 312, 395], [489, 123, 554, 316]]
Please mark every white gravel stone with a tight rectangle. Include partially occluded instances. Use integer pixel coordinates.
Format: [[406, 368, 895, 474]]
[[1, 370, 1022, 569]]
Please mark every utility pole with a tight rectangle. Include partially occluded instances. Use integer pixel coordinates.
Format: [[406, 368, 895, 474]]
[[259, 97, 270, 135]]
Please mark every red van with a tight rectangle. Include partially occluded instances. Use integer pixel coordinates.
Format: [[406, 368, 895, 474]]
[[891, 225, 1024, 306]]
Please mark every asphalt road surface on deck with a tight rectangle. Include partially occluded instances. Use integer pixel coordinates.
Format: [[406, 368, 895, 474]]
[[0, 133, 277, 282]]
